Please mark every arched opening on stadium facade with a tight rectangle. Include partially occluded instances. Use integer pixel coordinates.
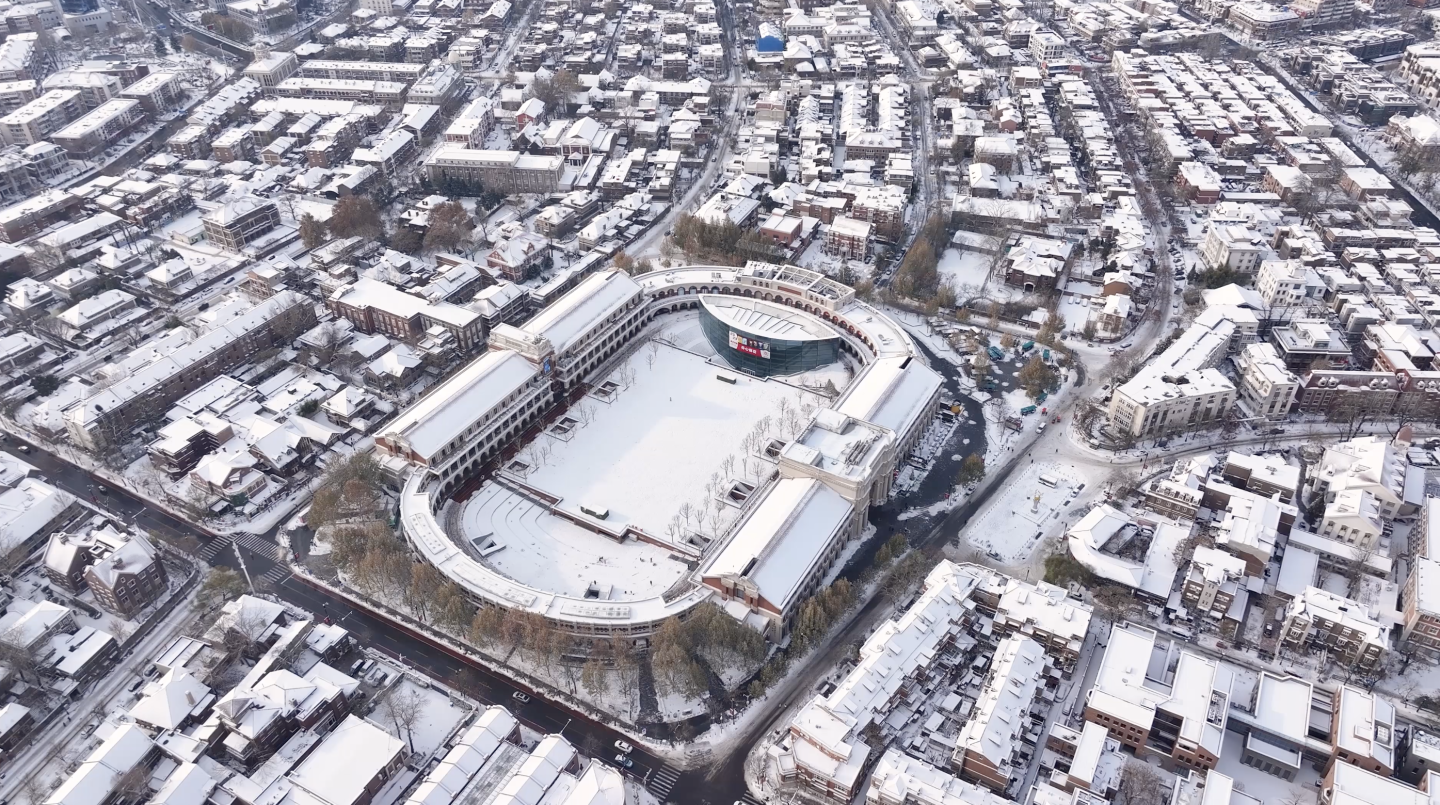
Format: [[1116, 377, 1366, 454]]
[[696, 295, 841, 378]]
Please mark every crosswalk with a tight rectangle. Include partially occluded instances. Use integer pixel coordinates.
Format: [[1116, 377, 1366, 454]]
[[197, 536, 233, 562], [197, 534, 284, 563], [646, 765, 681, 801], [259, 566, 291, 586], [235, 533, 284, 559]]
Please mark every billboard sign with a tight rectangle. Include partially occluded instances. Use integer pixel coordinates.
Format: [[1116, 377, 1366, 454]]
[[728, 331, 770, 359]]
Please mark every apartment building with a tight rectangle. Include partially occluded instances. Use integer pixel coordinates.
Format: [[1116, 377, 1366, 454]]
[[1084, 622, 1232, 772], [1318, 489, 1383, 548], [297, 60, 425, 84], [824, 216, 871, 260], [1280, 586, 1387, 670], [1236, 342, 1299, 419], [1257, 258, 1320, 308], [119, 72, 184, 114], [202, 197, 281, 251], [1310, 434, 1415, 520], [1180, 546, 1248, 625], [774, 561, 1091, 801], [50, 98, 144, 157], [1108, 311, 1237, 439], [952, 635, 1050, 792], [1200, 224, 1264, 274], [41, 69, 121, 109], [64, 293, 316, 451], [275, 78, 406, 107], [1221, 451, 1300, 502], [0, 89, 83, 145]]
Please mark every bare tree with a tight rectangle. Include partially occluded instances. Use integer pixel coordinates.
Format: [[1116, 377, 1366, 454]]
[[381, 686, 426, 752], [1115, 762, 1168, 805]]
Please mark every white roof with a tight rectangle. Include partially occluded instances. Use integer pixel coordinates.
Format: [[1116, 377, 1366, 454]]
[[130, 670, 212, 730], [46, 725, 154, 805], [1251, 672, 1311, 743], [956, 635, 1045, 769], [835, 355, 942, 441], [698, 295, 834, 342], [288, 716, 404, 805], [1087, 622, 1232, 757], [379, 349, 537, 462], [150, 763, 216, 805], [0, 599, 69, 647], [703, 477, 853, 614], [519, 270, 641, 357], [0, 477, 75, 554]]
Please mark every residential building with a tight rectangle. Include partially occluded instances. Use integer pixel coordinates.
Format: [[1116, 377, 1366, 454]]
[[1236, 343, 1299, 419], [202, 197, 281, 251], [1280, 586, 1387, 670]]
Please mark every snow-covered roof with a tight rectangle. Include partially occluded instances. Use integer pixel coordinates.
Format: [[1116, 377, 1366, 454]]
[[1251, 672, 1311, 744], [129, 670, 213, 730], [379, 349, 537, 462], [956, 635, 1045, 771], [0, 599, 70, 647], [0, 477, 75, 554], [1334, 684, 1395, 772], [494, 734, 574, 805], [403, 706, 517, 805], [518, 270, 642, 357], [151, 763, 216, 805], [1086, 622, 1232, 759], [834, 355, 942, 442], [45, 725, 154, 805], [288, 716, 404, 805], [702, 477, 853, 615], [698, 295, 835, 342]]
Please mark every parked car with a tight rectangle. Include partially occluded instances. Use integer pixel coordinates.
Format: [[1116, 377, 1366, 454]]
[[512, 692, 530, 704], [614, 741, 633, 754], [614, 755, 634, 769]]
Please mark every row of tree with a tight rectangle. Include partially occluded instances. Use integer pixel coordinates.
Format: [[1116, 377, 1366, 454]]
[[669, 214, 783, 266]]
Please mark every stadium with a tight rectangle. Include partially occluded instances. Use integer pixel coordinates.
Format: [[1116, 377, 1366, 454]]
[[378, 262, 944, 648]]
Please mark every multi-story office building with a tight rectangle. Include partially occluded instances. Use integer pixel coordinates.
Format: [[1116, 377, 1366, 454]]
[[1083, 622, 1232, 773]]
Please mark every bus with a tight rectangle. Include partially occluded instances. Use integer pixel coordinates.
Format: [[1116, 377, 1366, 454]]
[[1038, 474, 1059, 488]]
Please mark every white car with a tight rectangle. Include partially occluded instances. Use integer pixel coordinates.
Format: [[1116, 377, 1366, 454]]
[[614, 740, 633, 754]]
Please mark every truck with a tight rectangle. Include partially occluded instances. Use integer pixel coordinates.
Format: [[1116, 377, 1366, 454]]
[[987, 345, 1004, 361], [1021, 341, 1035, 352], [1020, 405, 1038, 415], [1042, 349, 1051, 361], [1004, 416, 1024, 431]]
